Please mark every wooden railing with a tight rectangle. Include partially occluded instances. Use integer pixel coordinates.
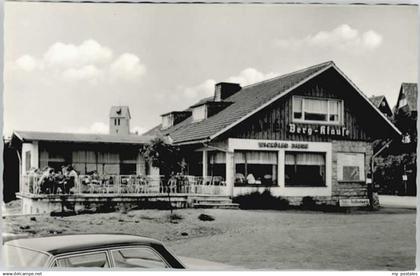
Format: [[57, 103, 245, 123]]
[[21, 174, 227, 196]]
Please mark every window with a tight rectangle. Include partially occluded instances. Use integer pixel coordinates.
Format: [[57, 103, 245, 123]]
[[285, 152, 326, 187], [234, 151, 278, 186], [337, 153, 365, 182], [25, 151, 31, 173], [120, 164, 136, 175], [208, 151, 226, 180], [2, 245, 50, 268], [192, 105, 207, 122], [55, 252, 110, 268], [293, 96, 343, 124], [111, 247, 168, 268], [120, 149, 138, 175]]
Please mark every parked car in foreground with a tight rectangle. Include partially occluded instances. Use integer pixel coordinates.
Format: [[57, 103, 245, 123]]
[[2, 234, 186, 268]]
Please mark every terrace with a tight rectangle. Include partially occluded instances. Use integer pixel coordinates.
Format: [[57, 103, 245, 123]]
[[21, 174, 229, 196], [17, 173, 235, 214]]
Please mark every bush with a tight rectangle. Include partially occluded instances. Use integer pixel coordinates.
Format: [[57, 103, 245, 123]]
[[233, 190, 289, 210], [198, 214, 215, 221], [301, 196, 317, 210], [50, 210, 77, 217]]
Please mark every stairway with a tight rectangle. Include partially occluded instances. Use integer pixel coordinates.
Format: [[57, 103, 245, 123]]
[[191, 196, 239, 209]]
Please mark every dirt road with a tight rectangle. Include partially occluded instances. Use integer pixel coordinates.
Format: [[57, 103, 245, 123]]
[[3, 205, 415, 270]]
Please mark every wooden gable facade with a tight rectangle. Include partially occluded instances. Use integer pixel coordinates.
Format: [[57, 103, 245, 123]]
[[218, 67, 398, 143]]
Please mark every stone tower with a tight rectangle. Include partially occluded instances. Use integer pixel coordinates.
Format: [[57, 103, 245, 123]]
[[109, 106, 131, 135]]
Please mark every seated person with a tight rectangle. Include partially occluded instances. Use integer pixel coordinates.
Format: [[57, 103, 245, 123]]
[[38, 168, 54, 194], [235, 173, 246, 185], [64, 165, 78, 194], [53, 171, 65, 194], [246, 173, 256, 184]]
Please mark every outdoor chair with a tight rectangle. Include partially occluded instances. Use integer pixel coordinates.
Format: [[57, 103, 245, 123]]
[[162, 177, 177, 194], [134, 176, 147, 193]]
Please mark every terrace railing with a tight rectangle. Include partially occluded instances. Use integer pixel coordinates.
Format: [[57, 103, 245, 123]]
[[21, 174, 228, 196]]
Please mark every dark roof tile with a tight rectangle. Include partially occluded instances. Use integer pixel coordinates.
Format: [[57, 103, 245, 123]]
[[158, 61, 334, 143], [401, 83, 417, 111], [369, 95, 385, 108]]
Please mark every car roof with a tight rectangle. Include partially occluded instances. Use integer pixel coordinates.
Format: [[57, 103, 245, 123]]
[[5, 234, 163, 255]]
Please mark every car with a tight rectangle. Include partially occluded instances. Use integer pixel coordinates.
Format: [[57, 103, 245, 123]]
[[2, 234, 186, 269]]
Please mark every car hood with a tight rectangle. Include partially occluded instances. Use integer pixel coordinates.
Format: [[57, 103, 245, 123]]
[[179, 256, 241, 270]]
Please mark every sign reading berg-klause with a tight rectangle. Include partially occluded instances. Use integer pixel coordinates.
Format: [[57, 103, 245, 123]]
[[289, 123, 350, 137]]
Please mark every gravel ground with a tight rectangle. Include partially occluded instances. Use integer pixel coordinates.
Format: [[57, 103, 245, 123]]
[[2, 201, 416, 270]]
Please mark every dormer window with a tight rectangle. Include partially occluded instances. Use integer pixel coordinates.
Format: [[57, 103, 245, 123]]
[[161, 111, 192, 129], [192, 105, 207, 122], [293, 96, 343, 125]]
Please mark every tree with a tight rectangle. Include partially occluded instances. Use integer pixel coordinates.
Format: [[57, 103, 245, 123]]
[[140, 137, 185, 213]]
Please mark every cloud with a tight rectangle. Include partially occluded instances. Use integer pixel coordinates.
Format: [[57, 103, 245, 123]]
[[15, 55, 38, 71], [109, 53, 146, 81], [44, 40, 113, 68], [14, 40, 146, 84], [362, 30, 383, 49], [227, 68, 278, 86], [181, 68, 277, 100], [275, 24, 383, 53], [61, 65, 103, 83], [183, 79, 216, 99]]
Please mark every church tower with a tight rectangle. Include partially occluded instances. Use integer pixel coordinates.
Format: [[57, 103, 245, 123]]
[[109, 106, 131, 135]]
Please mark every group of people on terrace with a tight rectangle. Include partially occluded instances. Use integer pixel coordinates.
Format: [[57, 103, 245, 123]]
[[27, 165, 79, 194], [25, 167, 227, 195]]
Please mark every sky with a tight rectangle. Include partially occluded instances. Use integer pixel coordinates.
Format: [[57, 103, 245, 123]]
[[4, 3, 418, 137]]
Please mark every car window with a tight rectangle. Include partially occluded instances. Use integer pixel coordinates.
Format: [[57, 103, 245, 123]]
[[2, 245, 50, 268], [55, 252, 110, 268], [111, 247, 169, 268]]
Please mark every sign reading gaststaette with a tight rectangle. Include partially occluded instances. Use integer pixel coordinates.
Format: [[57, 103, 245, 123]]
[[289, 123, 350, 137]]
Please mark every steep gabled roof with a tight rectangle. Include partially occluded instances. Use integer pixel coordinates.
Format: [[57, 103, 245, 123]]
[[369, 95, 392, 117], [397, 83, 418, 112], [144, 61, 401, 144], [369, 95, 385, 108], [110, 106, 131, 119]]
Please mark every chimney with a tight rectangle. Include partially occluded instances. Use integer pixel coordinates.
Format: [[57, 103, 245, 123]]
[[214, 82, 241, 101]]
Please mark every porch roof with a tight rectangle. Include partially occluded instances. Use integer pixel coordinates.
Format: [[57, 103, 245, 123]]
[[13, 130, 154, 145]]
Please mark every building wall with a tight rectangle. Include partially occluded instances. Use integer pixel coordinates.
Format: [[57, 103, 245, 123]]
[[331, 140, 372, 200], [226, 138, 372, 205], [37, 141, 147, 175], [110, 117, 130, 135], [228, 138, 333, 197], [136, 153, 147, 175], [21, 142, 39, 174]]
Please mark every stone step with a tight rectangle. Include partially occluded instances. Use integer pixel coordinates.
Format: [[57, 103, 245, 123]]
[[192, 202, 239, 209], [192, 198, 232, 203]]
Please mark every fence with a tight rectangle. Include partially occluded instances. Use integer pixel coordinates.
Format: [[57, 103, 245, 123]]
[[21, 174, 228, 196]]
